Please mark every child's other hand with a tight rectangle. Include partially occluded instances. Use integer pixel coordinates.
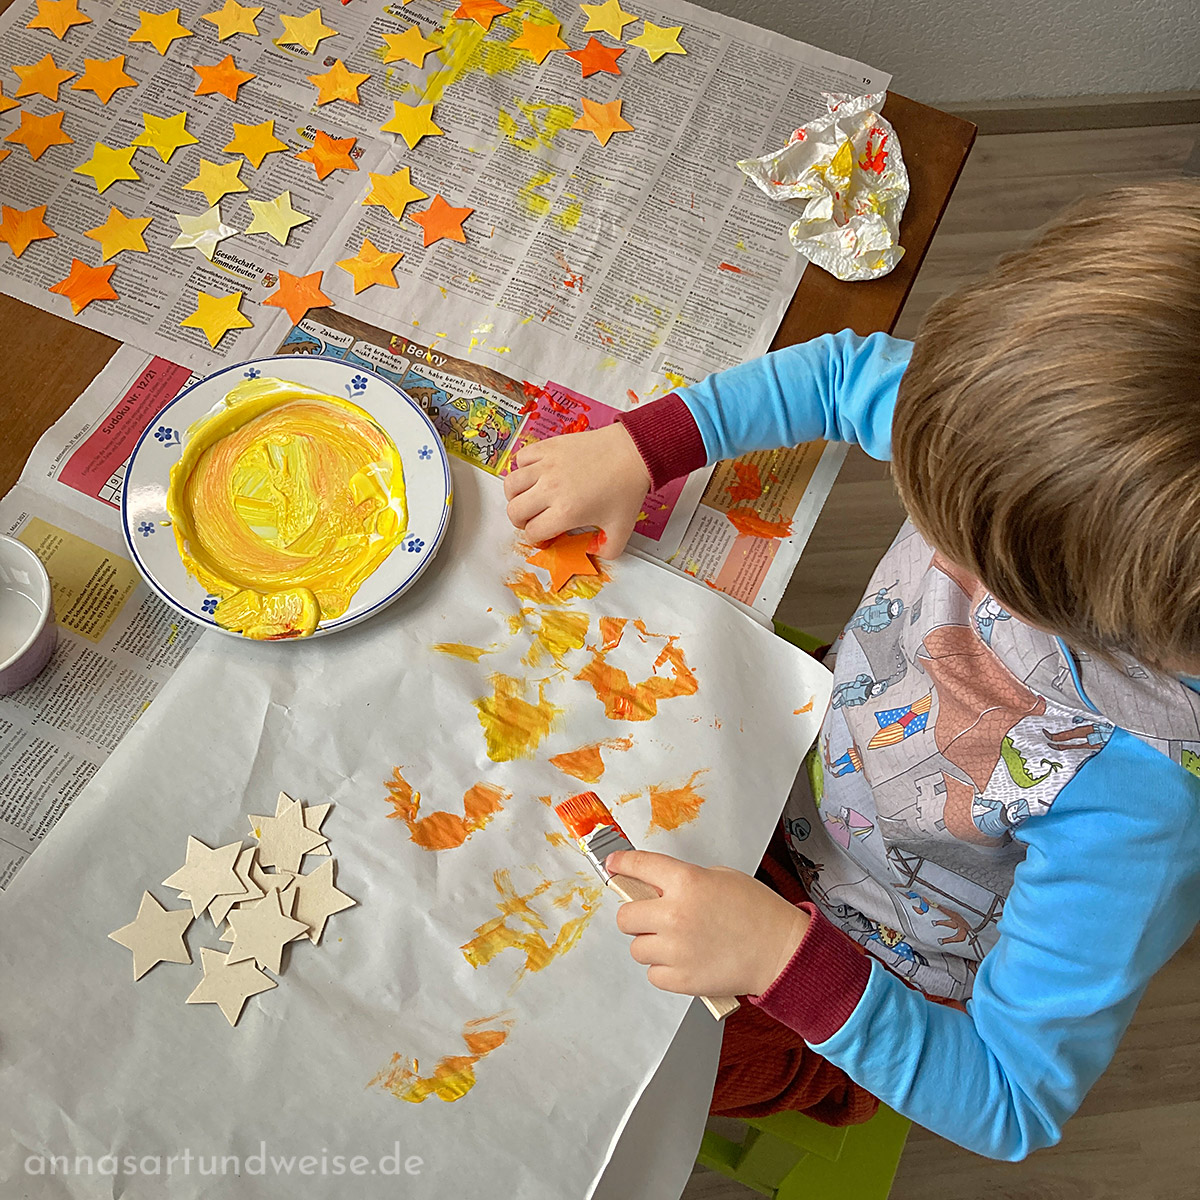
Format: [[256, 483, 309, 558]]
[[606, 850, 810, 998], [503, 424, 650, 559]]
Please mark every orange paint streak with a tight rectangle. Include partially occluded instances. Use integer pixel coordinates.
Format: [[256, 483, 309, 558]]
[[549, 736, 634, 782], [433, 641, 494, 662], [369, 1015, 512, 1104], [544, 830, 569, 847], [725, 461, 763, 505], [384, 768, 509, 850], [794, 696, 815, 714], [474, 673, 561, 761], [576, 632, 698, 721], [599, 616, 627, 649], [717, 261, 744, 273], [504, 566, 609, 607], [726, 507, 794, 539], [648, 768, 708, 832]]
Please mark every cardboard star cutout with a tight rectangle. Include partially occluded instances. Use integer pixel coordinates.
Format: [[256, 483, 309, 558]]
[[73, 142, 140, 193], [581, 0, 636, 40], [566, 36, 624, 78], [49, 259, 118, 314], [222, 888, 308, 973], [380, 26, 439, 68], [129, 8, 194, 56], [13, 53, 75, 101], [291, 859, 356, 944], [193, 54, 256, 100], [163, 836, 247, 917], [182, 157, 248, 206], [202, 0, 263, 40], [108, 892, 193, 980], [0, 84, 17, 113], [225, 119, 287, 167], [303, 802, 333, 854], [295, 129, 357, 179], [526, 530, 602, 592], [363, 165, 427, 220], [172, 204, 238, 260], [245, 190, 310, 244], [337, 236, 402, 293], [276, 7, 338, 53], [180, 289, 253, 347], [85, 206, 151, 261], [71, 56, 138, 104], [0, 204, 56, 257], [249, 791, 329, 869], [409, 194, 473, 247], [308, 58, 369, 105], [209, 845, 264, 926], [572, 96, 634, 145], [453, 0, 511, 31], [511, 19, 567, 64], [4, 110, 73, 160], [26, 0, 92, 41], [627, 20, 685, 62], [185, 946, 276, 1026], [380, 100, 443, 150], [132, 111, 198, 162]]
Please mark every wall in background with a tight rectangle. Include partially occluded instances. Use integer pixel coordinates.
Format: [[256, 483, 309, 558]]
[[693, 0, 1198, 104]]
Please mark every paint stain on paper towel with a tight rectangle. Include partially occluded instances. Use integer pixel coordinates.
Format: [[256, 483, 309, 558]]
[[549, 736, 634, 783], [369, 1015, 513, 1104], [474, 673, 561, 761], [384, 768, 509, 850], [575, 624, 699, 721], [648, 769, 709, 833]]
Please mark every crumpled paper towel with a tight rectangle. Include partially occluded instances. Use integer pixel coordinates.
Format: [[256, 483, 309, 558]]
[[738, 92, 908, 281]]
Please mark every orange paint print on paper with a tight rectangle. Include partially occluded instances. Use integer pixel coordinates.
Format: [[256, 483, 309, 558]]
[[648, 768, 709, 832], [549, 736, 633, 783], [369, 1015, 513, 1104], [575, 621, 698, 721], [384, 767, 509, 851]]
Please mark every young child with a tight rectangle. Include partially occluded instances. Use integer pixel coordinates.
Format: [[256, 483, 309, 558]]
[[503, 182, 1200, 1160]]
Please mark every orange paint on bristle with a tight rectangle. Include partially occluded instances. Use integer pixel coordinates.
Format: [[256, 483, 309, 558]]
[[554, 790, 625, 840]]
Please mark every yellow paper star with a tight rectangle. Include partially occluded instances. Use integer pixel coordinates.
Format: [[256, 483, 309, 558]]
[[307, 58, 369, 105], [71, 56, 138, 104], [337, 237, 403, 293], [182, 158, 248, 206], [379, 26, 439, 67], [224, 118, 286, 168], [129, 8, 194, 56], [84, 206, 152, 261], [245, 190, 310, 244], [132, 111, 198, 162], [363, 166, 427, 220], [276, 8, 337, 54], [180, 289, 254, 347], [13, 53, 75, 102], [580, 0, 636, 41], [74, 142, 140, 193], [379, 100, 442, 150], [627, 20, 685, 62], [202, 0, 263, 40], [26, 0, 92, 40], [510, 19, 568, 64]]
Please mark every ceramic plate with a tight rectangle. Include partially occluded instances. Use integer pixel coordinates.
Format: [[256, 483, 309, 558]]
[[122, 355, 452, 640]]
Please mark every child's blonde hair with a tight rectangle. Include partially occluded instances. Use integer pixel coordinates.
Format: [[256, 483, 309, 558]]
[[893, 180, 1200, 671]]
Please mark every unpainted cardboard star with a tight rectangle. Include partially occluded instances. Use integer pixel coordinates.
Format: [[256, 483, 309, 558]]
[[224, 118, 286, 167], [248, 858, 297, 897], [572, 96, 634, 146], [180, 289, 254, 347], [186, 946, 276, 1026], [276, 7, 338, 54], [337, 237, 403, 293], [132, 111, 198, 162], [291, 859, 356, 944], [566, 36, 624, 78], [71, 56, 138, 104], [380, 99, 443, 150], [409, 194, 473, 247], [308, 58, 369, 105], [580, 0, 637, 40], [85, 206, 151, 261], [108, 891, 193, 980], [49, 259, 118, 313], [453, 0, 510, 31], [26, 0, 92, 40], [363, 165, 427, 220], [0, 204, 56, 257], [162, 836, 246, 917], [627, 20, 686, 62], [182, 157, 248, 206], [13, 52, 75, 101], [172, 204, 238, 260], [74, 142, 140, 193], [295, 129, 357, 179], [221, 888, 308, 973], [245, 190, 310, 244], [379, 26, 439, 67], [526, 530, 602, 591], [202, 0, 263, 40], [193, 53, 256, 100], [4, 110, 72, 160], [248, 791, 329, 869], [209, 844, 264, 926], [303, 802, 332, 856], [510, 19, 567, 64], [129, 8, 194, 56]]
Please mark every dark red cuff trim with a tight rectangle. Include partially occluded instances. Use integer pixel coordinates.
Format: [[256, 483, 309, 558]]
[[616, 393, 707, 491], [750, 902, 873, 1044]]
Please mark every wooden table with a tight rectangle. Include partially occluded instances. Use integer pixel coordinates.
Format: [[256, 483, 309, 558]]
[[0, 93, 975, 497]]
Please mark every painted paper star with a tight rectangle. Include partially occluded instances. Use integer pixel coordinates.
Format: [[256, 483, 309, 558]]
[[0, 84, 18, 113], [108, 892, 193, 981], [71, 56, 138, 104], [379, 26, 439, 68], [0, 204, 56, 257], [263, 270, 332, 327], [526, 530, 602, 591], [337, 236, 402, 292], [222, 889, 308, 973], [180, 288, 254, 347], [129, 8, 194, 56], [182, 157, 248, 206], [185, 946, 276, 1026], [291, 859, 356, 943], [84, 206, 151, 261], [13, 53, 75, 101], [0, 149, 8, 165], [193, 54, 256, 100], [379, 99, 442, 150], [201, 0, 263, 40], [26, 0, 92, 40], [295, 129, 357, 179], [73, 142, 140, 193], [307, 58, 369, 105], [453, 0, 511, 32], [245, 190, 310, 244], [225, 118, 287, 167], [572, 96, 634, 145], [132, 111, 198, 162], [48, 258, 118, 314], [566, 36, 624, 78], [363, 165, 427, 220], [409, 194, 473, 247], [276, 7, 338, 54], [627, 20, 685, 62], [172, 204, 238, 261], [580, 0, 636, 40], [510, 19, 567, 64], [4, 110, 73, 160], [162, 836, 246, 916]]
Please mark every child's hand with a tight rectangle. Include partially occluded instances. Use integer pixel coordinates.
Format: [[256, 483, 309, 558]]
[[606, 849, 810, 998], [503, 424, 650, 559]]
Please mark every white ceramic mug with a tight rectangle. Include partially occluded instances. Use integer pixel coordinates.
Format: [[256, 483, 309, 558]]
[[0, 534, 57, 696]]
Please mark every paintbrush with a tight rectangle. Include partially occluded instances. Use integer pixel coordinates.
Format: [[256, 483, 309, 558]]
[[554, 791, 740, 1021]]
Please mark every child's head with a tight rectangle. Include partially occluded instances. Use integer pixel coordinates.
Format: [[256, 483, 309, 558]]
[[893, 181, 1200, 672]]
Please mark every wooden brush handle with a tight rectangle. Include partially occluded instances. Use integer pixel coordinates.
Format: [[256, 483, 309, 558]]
[[607, 873, 741, 1022]]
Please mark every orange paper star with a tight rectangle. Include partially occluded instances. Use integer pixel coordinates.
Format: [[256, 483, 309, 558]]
[[71, 56, 138, 104], [0, 85, 18, 113], [129, 8, 194, 56], [26, 0, 92, 40], [224, 118, 286, 167], [363, 166, 427, 220], [572, 97, 634, 146], [276, 8, 338, 54], [4, 109, 73, 160], [337, 237, 403, 293], [13, 53, 75, 101], [202, 0, 263, 40], [409, 194, 473, 247], [307, 58, 369, 105], [526, 532, 601, 593], [0, 149, 9, 165], [263, 269, 331, 325], [295, 130, 357, 179], [193, 54, 256, 100], [49, 258, 118, 314], [566, 36, 624, 78], [453, 0, 510, 31], [84, 206, 152, 261], [379, 26, 439, 67], [0, 204, 56, 258], [510, 19, 567, 64]]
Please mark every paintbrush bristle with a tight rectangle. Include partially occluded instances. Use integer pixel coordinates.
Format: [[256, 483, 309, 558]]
[[554, 791, 622, 839]]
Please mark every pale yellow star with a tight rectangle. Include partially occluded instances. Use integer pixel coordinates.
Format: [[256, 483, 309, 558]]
[[276, 7, 338, 54], [580, 0, 636, 41], [171, 204, 239, 261], [379, 25, 439, 68], [131, 111, 198, 162], [201, 0, 263, 41], [244, 190, 310, 244], [627, 20, 686, 63], [182, 158, 248, 206]]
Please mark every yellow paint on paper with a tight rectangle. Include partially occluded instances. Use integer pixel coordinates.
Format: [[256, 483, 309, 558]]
[[523, 609, 589, 667], [517, 168, 555, 217], [433, 641, 496, 662], [498, 98, 576, 151], [369, 1015, 513, 1104], [473, 672, 561, 761]]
